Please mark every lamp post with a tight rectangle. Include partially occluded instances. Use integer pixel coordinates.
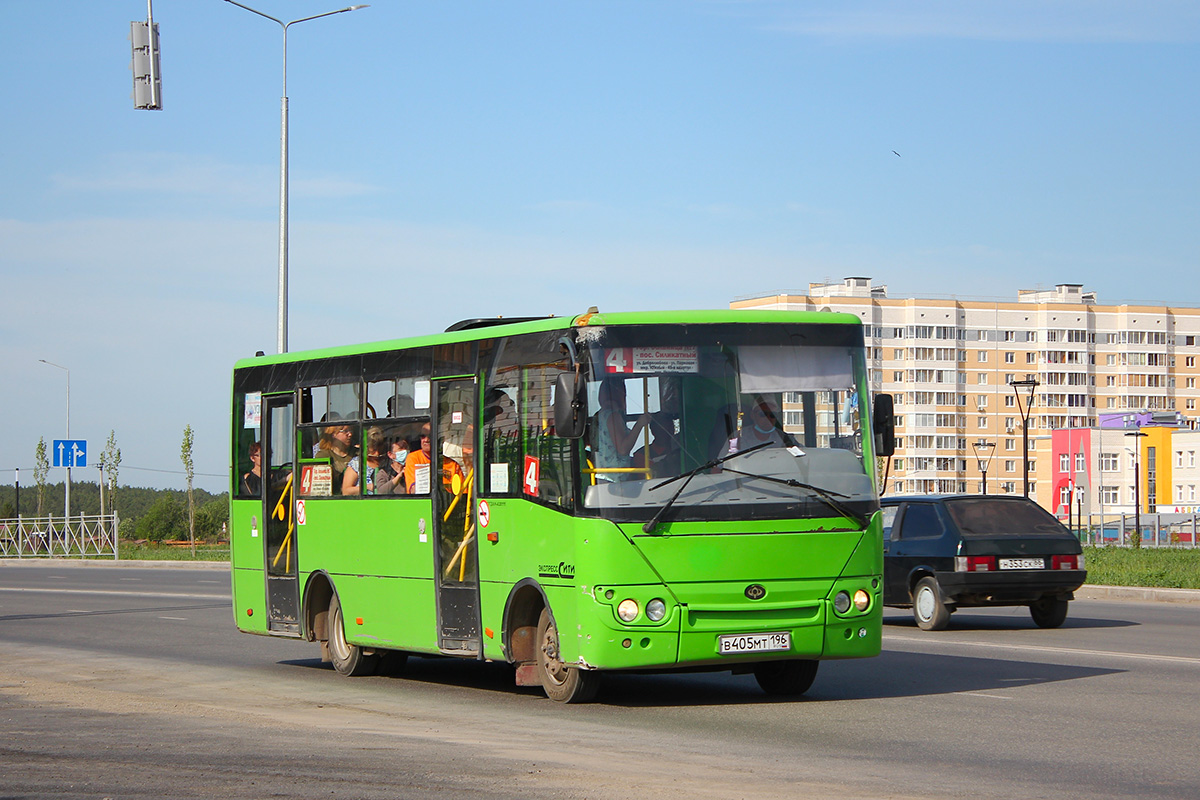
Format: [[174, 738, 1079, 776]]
[[223, 1, 369, 355], [1125, 430, 1148, 547], [38, 359, 70, 519], [1010, 378, 1039, 498], [972, 439, 995, 494]]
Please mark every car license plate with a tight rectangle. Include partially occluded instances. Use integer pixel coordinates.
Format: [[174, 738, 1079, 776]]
[[718, 632, 791, 655], [999, 557, 1044, 570]]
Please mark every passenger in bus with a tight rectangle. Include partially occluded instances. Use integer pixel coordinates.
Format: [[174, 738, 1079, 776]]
[[316, 424, 356, 494], [631, 412, 682, 478], [405, 423, 464, 494], [344, 427, 403, 496], [735, 395, 787, 451], [594, 378, 652, 480], [240, 441, 262, 496]]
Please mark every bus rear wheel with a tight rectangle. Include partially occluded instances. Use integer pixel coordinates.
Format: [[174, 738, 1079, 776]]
[[328, 593, 378, 677], [753, 659, 819, 697], [536, 608, 599, 703]]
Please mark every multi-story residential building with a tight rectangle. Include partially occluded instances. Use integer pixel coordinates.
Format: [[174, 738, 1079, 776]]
[[732, 277, 1200, 516]]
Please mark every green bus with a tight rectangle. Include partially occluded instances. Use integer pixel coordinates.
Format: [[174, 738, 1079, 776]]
[[230, 308, 895, 702]]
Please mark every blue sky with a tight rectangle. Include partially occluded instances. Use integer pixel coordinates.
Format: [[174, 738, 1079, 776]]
[[2, 1, 1198, 494]]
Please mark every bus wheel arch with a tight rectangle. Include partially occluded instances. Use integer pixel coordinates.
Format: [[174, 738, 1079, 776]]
[[503, 579, 549, 666], [303, 571, 335, 645]]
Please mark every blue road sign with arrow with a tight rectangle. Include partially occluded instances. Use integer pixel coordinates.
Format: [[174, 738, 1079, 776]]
[[53, 439, 87, 468]]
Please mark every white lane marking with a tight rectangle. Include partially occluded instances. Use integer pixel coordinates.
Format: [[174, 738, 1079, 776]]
[[158, 616, 188, 621], [0, 587, 228, 601], [954, 692, 1013, 700], [886, 633, 1200, 667]]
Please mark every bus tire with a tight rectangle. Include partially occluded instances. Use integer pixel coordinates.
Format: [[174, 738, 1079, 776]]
[[328, 592, 378, 677], [912, 576, 951, 631], [536, 607, 599, 703], [753, 659, 818, 697], [1029, 596, 1069, 629]]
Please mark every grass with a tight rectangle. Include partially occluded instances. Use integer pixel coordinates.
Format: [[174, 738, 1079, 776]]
[[117, 541, 230, 562], [1083, 546, 1200, 590]]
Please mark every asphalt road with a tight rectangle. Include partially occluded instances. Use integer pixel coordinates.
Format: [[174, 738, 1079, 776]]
[[1, 561, 1198, 799]]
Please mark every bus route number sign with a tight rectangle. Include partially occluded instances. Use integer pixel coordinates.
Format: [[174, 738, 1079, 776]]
[[604, 347, 698, 375]]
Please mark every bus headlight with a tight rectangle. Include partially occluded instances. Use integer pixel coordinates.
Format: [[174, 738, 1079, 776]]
[[833, 591, 852, 614], [646, 598, 667, 622], [617, 599, 639, 622], [853, 589, 870, 611]]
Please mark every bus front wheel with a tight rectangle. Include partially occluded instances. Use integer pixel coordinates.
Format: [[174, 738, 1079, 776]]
[[536, 608, 599, 703], [753, 659, 818, 697], [328, 593, 378, 677]]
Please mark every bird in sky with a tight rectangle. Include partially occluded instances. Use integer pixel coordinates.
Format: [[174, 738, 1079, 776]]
[[892, 150, 901, 157]]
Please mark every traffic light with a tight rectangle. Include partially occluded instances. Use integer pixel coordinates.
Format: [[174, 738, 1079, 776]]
[[130, 20, 163, 110]]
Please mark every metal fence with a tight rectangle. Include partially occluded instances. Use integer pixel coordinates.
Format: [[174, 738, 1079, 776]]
[[0, 514, 120, 559], [1069, 513, 1200, 548]]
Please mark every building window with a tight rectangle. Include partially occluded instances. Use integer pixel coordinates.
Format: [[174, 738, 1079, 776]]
[[977, 351, 988, 363], [978, 416, 989, 429], [1100, 452, 1119, 471], [1005, 460, 1016, 472], [1100, 486, 1119, 505], [1059, 454, 1070, 472]]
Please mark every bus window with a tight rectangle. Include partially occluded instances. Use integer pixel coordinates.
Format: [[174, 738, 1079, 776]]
[[520, 364, 577, 508], [235, 391, 263, 498], [483, 386, 520, 495]]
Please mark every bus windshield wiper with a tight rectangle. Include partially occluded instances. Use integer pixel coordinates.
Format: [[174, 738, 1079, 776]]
[[641, 442, 773, 533], [719, 468, 867, 529]]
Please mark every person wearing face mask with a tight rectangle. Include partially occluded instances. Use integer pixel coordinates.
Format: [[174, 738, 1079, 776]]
[[736, 395, 787, 451]]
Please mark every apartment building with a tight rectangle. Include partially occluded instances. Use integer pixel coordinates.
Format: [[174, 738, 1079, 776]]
[[732, 278, 1200, 515]]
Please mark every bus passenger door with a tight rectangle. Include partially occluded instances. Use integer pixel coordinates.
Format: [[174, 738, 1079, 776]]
[[432, 378, 481, 655], [263, 394, 300, 635]]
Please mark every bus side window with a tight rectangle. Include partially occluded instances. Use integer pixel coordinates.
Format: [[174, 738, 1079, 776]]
[[483, 385, 520, 495]]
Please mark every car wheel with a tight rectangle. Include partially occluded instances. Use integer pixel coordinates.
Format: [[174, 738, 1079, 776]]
[[328, 592, 379, 677], [1030, 596, 1069, 628], [912, 576, 951, 631], [753, 660, 819, 697], [536, 608, 600, 703]]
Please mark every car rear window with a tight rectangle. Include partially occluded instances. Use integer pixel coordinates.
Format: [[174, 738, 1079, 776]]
[[943, 498, 1070, 536]]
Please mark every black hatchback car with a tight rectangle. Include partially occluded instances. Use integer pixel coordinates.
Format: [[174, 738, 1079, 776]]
[[880, 495, 1087, 630]]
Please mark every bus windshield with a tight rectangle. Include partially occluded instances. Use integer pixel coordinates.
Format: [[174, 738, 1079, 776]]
[[577, 323, 876, 527]]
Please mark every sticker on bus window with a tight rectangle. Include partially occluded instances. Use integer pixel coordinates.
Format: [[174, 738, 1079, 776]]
[[605, 347, 698, 374], [300, 464, 333, 497], [490, 463, 510, 494], [523, 456, 540, 497], [413, 463, 431, 494], [244, 392, 261, 429], [414, 380, 431, 410]]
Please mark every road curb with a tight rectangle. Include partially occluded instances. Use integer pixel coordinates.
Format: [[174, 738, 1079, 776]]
[[1077, 584, 1200, 605]]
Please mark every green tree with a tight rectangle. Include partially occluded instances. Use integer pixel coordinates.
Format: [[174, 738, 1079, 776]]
[[197, 497, 230, 541], [181, 425, 196, 555], [97, 430, 120, 518], [34, 438, 49, 516], [136, 495, 186, 542]]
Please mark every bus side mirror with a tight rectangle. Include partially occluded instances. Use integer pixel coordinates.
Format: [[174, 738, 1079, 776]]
[[554, 373, 588, 439], [873, 393, 895, 457]]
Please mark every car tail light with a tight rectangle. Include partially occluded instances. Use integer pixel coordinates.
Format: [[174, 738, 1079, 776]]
[[1052, 555, 1081, 570], [955, 555, 997, 572]]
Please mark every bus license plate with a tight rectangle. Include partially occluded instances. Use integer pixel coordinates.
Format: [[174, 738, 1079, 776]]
[[718, 632, 791, 655], [999, 557, 1044, 570]]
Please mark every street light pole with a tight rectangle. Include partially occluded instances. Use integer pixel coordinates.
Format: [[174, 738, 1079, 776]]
[[38, 359, 70, 519], [223, 1, 369, 355], [972, 439, 995, 494], [1125, 430, 1148, 546], [1010, 378, 1039, 498]]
